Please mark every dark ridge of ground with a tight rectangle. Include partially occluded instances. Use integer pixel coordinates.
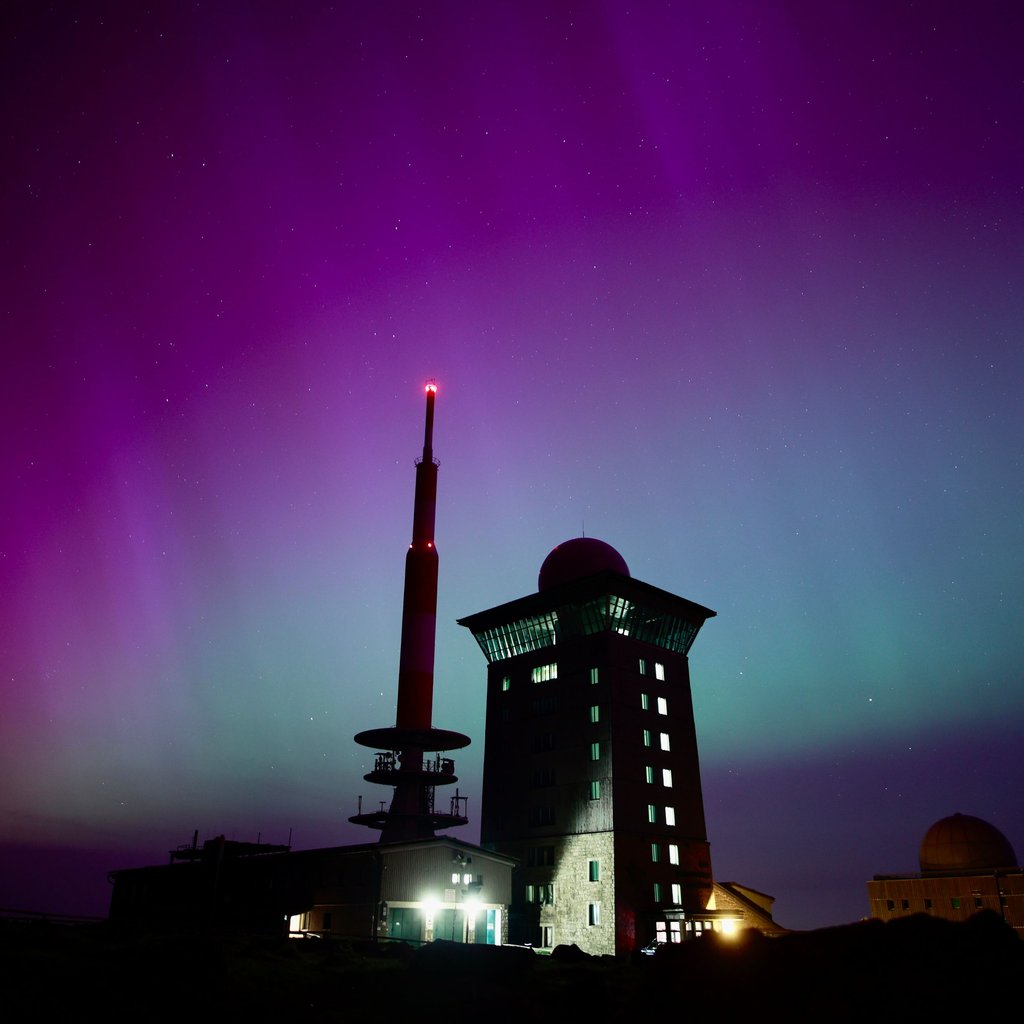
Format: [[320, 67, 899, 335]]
[[4, 912, 1020, 1022]]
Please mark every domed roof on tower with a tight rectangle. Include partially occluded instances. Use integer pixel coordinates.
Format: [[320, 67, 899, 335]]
[[538, 537, 630, 591]]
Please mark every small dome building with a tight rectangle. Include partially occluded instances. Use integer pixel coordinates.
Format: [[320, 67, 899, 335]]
[[868, 813, 1023, 933], [919, 813, 1017, 874]]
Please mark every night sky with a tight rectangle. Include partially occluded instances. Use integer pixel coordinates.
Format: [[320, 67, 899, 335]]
[[2, 2, 1022, 931]]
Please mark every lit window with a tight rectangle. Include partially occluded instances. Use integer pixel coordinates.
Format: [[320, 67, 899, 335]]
[[662, 768, 673, 788], [647, 804, 657, 823], [501, 675, 510, 692], [589, 705, 600, 723], [669, 921, 681, 943], [589, 667, 599, 685], [660, 732, 670, 751], [639, 658, 647, 675], [657, 696, 668, 715], [653, 882, 662, 903], [464, 873, 472, 885], [655, 662, 665, 681], [589, 860, 600, 882], [664, 806, 676, 826], [668, 844, 679, 865], [643, 729, 652, 747], [532, 663, 557, 683], [540, 926, 554, 948], [451, 872, 460, 884], [590, 741, 600, 761], [588, 903, 600, 926], [950, 898, 961, 909], [589, 780, 601, 800], [651, 843, 660, 863], [671, 883, 682, 904], [656, 922, 667, 941], [528, 884, 554, 905], [645, 766, 654, 784]]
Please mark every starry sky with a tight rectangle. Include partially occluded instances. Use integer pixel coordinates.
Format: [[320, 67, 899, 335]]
[[2, 2, 1022, 930]]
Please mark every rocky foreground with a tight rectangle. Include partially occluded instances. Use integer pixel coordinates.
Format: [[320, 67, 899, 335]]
[[5, 911, 1020, 1021]]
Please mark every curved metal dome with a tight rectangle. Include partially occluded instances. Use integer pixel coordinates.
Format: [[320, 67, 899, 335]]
[[538, 537, 630, 591], [918, 813, 1017, 873]]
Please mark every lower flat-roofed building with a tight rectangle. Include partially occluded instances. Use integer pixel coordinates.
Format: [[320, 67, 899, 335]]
[[867, 813, 1024, 934], [110, 833, 514, 944]]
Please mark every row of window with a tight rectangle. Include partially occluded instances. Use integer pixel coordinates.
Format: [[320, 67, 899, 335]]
[[528, 727, 671, 753], [519, 693, 670, 718], [530, 694, 560, 716], [529, 747, 602, 787], [523, 859, 600, 907], [525, 849, 691, 883], [640, 694, 669, 715], [885, 896, 986, 911], [654, 920, 714, 940], [502, 659, 668, 691], [530, 694, 675, 719], [648, 804, 676, 825], [525, 883, 554, 905], [652, 882, 684, 904], [524, 853, 689, 929], [651, 842, 682, 864], [644, 729, 671, 750], [640, 659, 667, 680], [529, 797, 682, 828], [529, 784, 604, 823], [645, 766, 673, 787], [523, 851, 687, 894], [585, 886, 683, 926]]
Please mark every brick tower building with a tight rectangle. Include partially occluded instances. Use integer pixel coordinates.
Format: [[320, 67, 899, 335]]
[[459, 538, 719, 954]]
